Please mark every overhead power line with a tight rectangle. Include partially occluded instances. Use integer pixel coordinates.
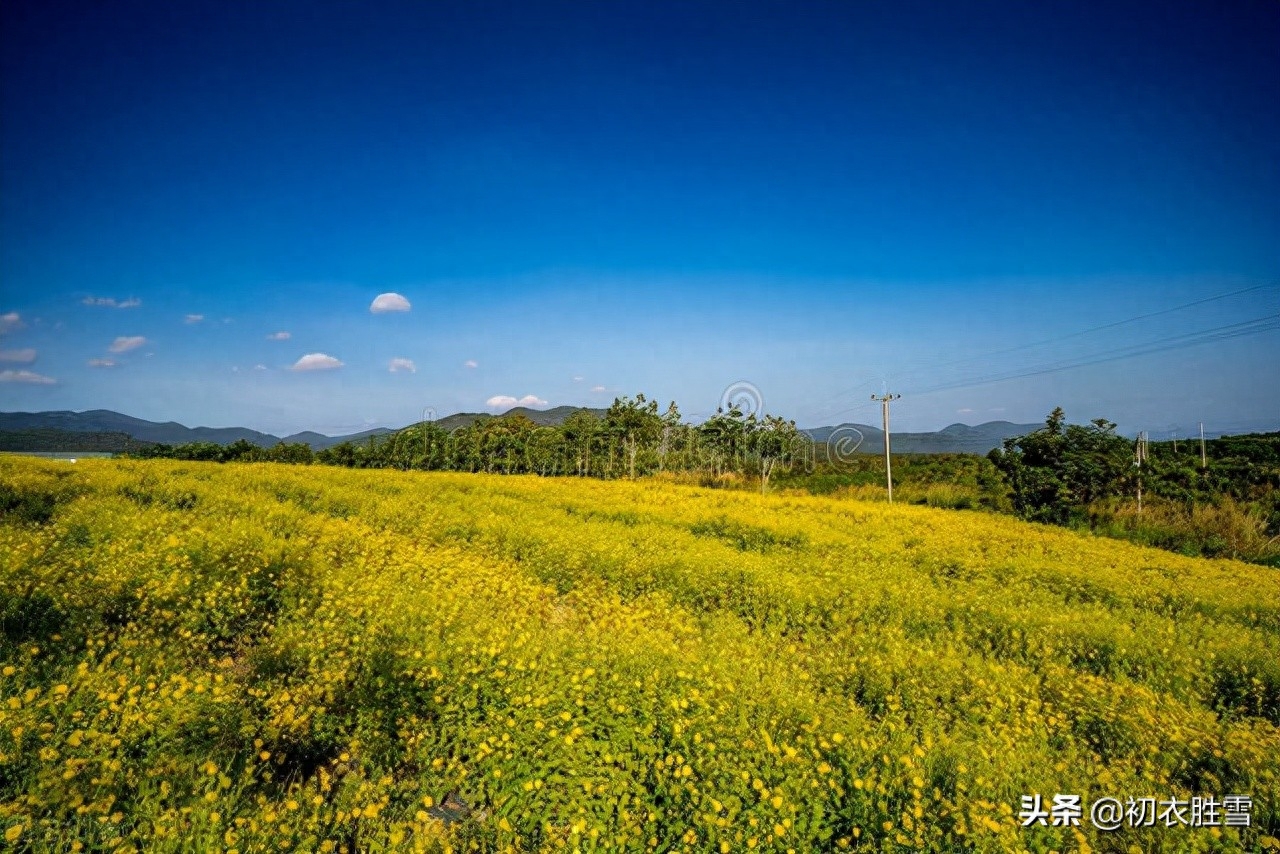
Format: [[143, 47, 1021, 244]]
[[909, 312, 1280, 397], [801, 282, 1276, 424]]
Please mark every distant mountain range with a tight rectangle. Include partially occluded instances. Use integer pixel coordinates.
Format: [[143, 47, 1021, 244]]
[[804, 421, 1043, 455], [0, 410, 391, 451], [1, 408, 1043, 455]]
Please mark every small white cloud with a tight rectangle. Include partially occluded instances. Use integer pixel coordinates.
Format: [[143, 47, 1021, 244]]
[[82, 296, 140, 308], [0, 369, 55, 384], [370, 292, 411, 313], [0, 348, 36, 363], [463, 359, 478, 369], [253, 364, 267, 371], [590, 385, 606, 393], [389, 357, 416, 373], [291, 353, 344, 371], [266, 331, 291, 341], [0, 311, 23, 334], [184, 314, 204, 324], [108, 335, 147, 353], [573, 376, 584, 382], [957, 408, 974, 415], [487, 394, 547, 409], [87, 358, 116, 368]]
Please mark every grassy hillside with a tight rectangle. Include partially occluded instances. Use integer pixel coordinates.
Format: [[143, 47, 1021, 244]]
[[1, 457, 1277, 852], [0, 429, 154, 454]]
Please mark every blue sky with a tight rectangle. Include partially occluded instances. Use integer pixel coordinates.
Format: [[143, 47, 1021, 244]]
[[1, 0, 1277, 436]]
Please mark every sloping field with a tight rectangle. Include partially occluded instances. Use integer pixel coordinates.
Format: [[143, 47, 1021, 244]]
[[1, 457, 1277, 852]]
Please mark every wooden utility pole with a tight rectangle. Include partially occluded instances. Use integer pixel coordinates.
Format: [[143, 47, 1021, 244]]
[[422, 407, 435, 465], [1200, 422, 1207, 470], [871, 392, 901, 503], [1135, 431, 1148, 513]]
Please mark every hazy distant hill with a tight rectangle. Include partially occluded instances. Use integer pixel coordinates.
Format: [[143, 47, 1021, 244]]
[[0, 429, 155, 454], [279, 428, 395, 450], [0, 410, 280, 447], [0, 408, 1062, 456], [803, 421, 1042, 454], [431, 405, 608, 432]]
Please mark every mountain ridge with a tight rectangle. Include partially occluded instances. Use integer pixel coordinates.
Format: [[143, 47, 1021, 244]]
[[2, 408, 1044, 454]]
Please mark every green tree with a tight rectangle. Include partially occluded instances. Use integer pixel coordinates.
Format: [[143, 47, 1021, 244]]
[[748, 414, 801, 493], [606, 394, 662, 479], [989, 408, 1130, 524], [562, 410, 601, 476]]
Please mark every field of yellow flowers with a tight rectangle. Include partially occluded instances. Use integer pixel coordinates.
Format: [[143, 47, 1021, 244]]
[[2, 456, 1278, 853]]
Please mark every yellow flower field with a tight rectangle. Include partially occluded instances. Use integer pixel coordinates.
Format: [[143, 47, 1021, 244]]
[[1, 456, 1277, 852]]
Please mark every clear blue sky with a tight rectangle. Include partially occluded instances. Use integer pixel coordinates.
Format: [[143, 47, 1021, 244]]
[[2, 0, 1277, 436]]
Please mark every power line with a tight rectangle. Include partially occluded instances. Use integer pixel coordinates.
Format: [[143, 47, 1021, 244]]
[[908, 312, 1280, 398], [803, 282, 1275, 423], [909, 283, 1272, 376]]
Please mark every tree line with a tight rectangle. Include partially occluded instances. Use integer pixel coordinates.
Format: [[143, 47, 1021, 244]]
[[123, 401, 1279, 563], [131, 395, 813, 491], [988, 407, 1280, 564]]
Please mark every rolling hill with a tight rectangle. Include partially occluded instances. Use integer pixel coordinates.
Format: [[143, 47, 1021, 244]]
[[2, 408, 1039, 455], [804, 420, 1042, 454]]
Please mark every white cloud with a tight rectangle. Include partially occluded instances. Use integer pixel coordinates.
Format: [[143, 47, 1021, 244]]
[[463, 359, 478, 369], [957, 408, 974, 414], [486, 394, 547, 410], [0, 348, 36, 363], [87, 358, 116, 368], [370, 292, 411, 313], [0, 312, 23, 334], [291, 353, 344, 371], [590, 385, 606, 393], [253, 364, 267, 371], [266, 331, 291, 341], [389, 357, 416, 373], [0, 369, 55, 384], [573, 376, 584, 382], [82, 296, 140, 308], [108, 336, 147, 353], [184, 314, 204, 324]]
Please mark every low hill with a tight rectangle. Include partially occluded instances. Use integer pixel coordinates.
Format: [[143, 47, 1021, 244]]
[[279, 428, 395, 450], [0, 409, 280, 447], [804, 420, 1041, 454], [431, 405, 609, 431], [0, 428, 155, 453]]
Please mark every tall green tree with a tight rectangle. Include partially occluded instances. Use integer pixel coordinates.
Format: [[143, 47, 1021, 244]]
[[606, 394, 662, 479], [989, 408, 1131, 524]]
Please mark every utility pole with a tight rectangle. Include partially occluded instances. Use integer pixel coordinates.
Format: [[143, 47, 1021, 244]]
[[422, 407, 435, 467], [1200, 422, 1207, 470], [871, 392, 901, 503], [1135, 431, 1148, 513]]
